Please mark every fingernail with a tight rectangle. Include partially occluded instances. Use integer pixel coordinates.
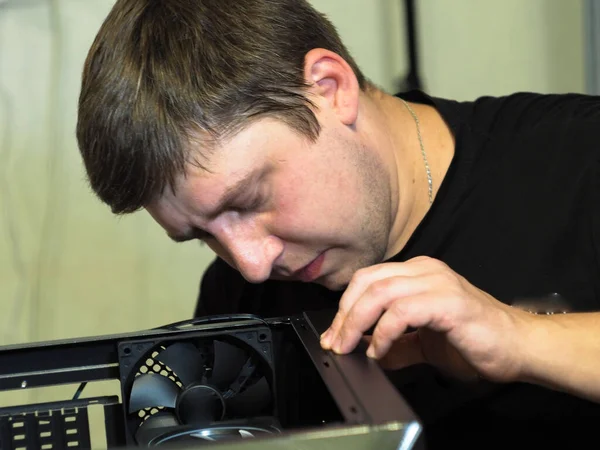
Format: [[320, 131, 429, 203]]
[[366, 344, 377, 359], [332, 335, 343, 353], [320, 329, 332, 348]]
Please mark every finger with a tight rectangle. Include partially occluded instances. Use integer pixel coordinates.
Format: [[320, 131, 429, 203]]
[[322, 258, 437, 348], [331, 274, 434, 354], [321, 265, 394, 348], [367, 292, 441, 359], [321, 310, 345, 349], [337, 257, 437, 315]]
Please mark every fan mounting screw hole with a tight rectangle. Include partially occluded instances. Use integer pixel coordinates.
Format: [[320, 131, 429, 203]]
[[258, 333, 267, 342], [350, 406, 358, 414], [123, 347, 131, 355], [323, 360, 330, 368]]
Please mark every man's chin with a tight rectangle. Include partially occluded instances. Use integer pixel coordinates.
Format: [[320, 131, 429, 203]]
[[314, 274, 348, 292]]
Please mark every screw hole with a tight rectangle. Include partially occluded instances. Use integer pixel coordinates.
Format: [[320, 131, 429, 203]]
[[350, 406, 358, 414], [258, 333, 267, 341], [323, 360, 330, 368], [123, 347, 131, 355]]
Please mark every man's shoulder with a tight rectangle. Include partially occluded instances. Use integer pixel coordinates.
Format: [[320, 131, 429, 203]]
[[401, 89, 600, 129], [400, 90, 600, 157], [465, 91, 600, 135], [439, 91, 600, 174]]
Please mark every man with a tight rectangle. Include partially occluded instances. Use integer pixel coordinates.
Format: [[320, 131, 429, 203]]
[[76, 0, 600, 447]]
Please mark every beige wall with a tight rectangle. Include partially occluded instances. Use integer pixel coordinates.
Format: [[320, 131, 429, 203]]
[[0, 0, 586, 407], [0, 1, 213, 349], [311, 0, 586, 98], [416, 0, 586, 99]]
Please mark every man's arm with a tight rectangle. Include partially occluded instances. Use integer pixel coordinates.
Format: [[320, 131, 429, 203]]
[[320, 256, 600, 403], [519, 312, 600, 403]]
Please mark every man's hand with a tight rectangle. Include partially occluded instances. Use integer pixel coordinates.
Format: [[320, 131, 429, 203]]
[[320, 256, 532, 383]]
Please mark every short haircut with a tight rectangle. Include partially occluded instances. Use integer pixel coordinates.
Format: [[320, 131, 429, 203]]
[[76, 0, 368, 214]]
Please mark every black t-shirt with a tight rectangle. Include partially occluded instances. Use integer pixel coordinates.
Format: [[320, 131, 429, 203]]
[[195, 90, 600, 448]]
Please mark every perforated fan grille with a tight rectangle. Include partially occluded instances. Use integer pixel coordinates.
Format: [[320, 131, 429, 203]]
[[132, 348, 180, 423]]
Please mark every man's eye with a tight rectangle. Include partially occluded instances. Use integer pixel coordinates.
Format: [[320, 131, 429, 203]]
[[235, 195, 264, 212], [192, 228, 214, 241], [196, 234, 216, 247]]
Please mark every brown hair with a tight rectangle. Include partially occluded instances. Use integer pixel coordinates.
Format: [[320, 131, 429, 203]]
[[76, 0, 368, 214]]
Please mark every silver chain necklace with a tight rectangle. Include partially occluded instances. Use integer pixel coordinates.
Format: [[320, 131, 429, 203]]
[[400, 99, 433, 205]]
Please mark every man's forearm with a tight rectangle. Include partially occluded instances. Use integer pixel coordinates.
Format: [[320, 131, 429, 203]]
[[518, 312, 600, 403]]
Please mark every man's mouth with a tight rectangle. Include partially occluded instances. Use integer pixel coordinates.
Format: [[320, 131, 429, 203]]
[[295, 252, 326, 282]]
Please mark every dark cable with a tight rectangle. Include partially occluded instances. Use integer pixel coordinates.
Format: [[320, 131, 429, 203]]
[[154, 314, 270, 331], [72, 382, 87, 400], [399, 0, 424, 92]]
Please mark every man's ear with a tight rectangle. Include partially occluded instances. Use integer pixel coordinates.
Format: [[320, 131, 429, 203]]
[[303, 48, 360, 126]]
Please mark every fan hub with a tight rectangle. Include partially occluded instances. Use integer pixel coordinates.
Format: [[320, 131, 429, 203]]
[[176, 383, 226, 425]]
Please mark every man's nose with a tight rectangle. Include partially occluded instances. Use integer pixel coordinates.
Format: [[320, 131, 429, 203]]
[[217, 229, 283, 284]]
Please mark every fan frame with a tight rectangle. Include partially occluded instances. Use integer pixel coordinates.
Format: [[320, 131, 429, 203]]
[[117, 327, 276, 445]]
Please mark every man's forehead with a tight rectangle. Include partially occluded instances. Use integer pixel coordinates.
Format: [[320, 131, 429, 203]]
[[183, 121, 286, 181], [178, 116, 299, 201], [189, 116, 300, 155]]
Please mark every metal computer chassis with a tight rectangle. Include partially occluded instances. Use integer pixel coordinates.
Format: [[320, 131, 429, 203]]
[[0, 310, 423, 449]]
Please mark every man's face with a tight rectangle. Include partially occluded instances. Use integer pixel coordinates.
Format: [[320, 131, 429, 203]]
[[147, 109, 392, 291]]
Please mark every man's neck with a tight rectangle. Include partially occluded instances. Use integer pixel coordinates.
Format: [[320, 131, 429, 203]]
[[373, 92, 456, 259]]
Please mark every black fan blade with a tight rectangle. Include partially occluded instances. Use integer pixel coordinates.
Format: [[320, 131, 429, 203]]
[[157, 342, 206, 386], [210, 340, 249, 389], [128, 373, 180, 413], [135, 411, 179, 446], [225, 376, 271, 417]]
